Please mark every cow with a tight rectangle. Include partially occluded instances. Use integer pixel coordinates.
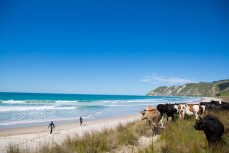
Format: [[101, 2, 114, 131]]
[[172, 104, 179, 114], [171, 103, 186, 114], [157, 104, 176, 125], [140, 106, 161, 135], [204, 103, 229, 112], [193, 114, 225, 147], [200, 105, 206, 113], [221, 101, 229, 105], [210, 100, 221, 105], [200, 100, 221, 105], [178, 104, 203, 120], [221, 103, 229, 110], [200, 102, 213, 111]]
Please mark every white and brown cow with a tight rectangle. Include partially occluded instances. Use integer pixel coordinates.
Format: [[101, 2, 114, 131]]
[[178, 104, 203, 120]]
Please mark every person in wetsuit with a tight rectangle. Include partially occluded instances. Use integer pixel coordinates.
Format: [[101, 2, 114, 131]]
[[80, 116, 83, 126], [48, 121, 55, 134]]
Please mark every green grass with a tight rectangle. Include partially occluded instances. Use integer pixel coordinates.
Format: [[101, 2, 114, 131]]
[[140, 111, 229, 153]]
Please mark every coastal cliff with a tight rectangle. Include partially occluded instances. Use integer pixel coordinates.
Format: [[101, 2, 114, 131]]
[[146, 79, 229, 96]]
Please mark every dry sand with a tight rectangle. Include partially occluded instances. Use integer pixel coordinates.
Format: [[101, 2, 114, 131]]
[[0, 114, 140, 153]]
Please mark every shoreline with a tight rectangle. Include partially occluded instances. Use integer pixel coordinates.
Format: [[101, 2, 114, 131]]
[[0, 113, 140, 137], [0, 113, 139, 130]]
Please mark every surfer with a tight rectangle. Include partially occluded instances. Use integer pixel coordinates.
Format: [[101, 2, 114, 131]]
[[48, 121, 55, 134], [80, 116, 83, 126]]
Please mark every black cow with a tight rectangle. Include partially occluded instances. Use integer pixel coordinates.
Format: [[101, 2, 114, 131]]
[[210, 104, 223, 111], [200, 102, 212, 106], [205, 103, 229, 111], [200, 100, 221, 106], [193, 114, 225, 147], [157, 104, 176, 122], [210, 100, 221, 105], [221, 101, 228, 105], [221, 104, 229, 111]]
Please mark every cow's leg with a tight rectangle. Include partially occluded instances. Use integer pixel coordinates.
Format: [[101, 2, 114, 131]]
[[172, 113, 175, 122], [147, 119, 151, 127], [179, 110, 183, 119], [195, 112, 199, 120], [179, 112, 182, 119], [159, 116, 164, 127], [182, 111, 185, 119], [152, 116, 159, 136], [149, 118, 153, 129], [153, 122, 159, 136]]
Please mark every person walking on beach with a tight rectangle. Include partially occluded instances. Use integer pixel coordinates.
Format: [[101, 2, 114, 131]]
[[80, 116, 83, 126], [48, 121, 55, 134]]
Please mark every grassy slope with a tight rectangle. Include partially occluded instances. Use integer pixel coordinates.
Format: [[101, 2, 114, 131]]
[[147, 79, 229, 96]]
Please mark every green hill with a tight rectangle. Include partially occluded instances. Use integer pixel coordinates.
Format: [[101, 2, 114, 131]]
[[146, 79, 229, 96]]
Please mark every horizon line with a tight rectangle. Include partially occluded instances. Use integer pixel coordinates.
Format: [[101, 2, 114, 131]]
[[0, 91, 145, 96]]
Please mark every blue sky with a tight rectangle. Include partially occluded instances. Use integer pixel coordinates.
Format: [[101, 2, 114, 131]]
[[0, 0, 229, 95]]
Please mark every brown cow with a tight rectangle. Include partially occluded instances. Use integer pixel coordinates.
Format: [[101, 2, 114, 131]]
[[140, 106, 161, 131], [178, 104, 203, 120]]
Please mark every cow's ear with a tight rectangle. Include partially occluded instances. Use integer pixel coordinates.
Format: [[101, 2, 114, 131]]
[[140, 111, 145, 115]]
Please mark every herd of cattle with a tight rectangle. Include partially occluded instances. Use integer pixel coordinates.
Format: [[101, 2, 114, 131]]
[[140, 100, 229, 147]]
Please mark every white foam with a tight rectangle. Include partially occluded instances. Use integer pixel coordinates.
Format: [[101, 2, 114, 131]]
[[1, 100, 79, 104], [0, 106, 76, 112], [94, 99, 158, 104], [107, 104, 133, 107], [1, 100, 26, 104], [0, 116, 87, 126], [55, 100, 78, 103]]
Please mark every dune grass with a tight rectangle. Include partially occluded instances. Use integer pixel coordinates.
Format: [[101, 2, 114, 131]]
[[6, 121, 152, 153], [140, 110, 229, 153], [7, 110, 229, 153]]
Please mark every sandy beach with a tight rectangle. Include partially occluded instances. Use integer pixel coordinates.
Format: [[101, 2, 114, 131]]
[[0, 114, 140, 153]]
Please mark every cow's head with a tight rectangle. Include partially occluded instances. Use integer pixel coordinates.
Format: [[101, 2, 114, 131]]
[[140, 110, 146, 115], [140, 110, 146, 120], [193, 117, 203, 130]]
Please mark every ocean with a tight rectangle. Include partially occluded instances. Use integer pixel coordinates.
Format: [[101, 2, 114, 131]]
[[0, 92, 201, 129]]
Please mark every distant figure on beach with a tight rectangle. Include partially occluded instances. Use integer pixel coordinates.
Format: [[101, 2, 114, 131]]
[[48, 121, 55, 134], [80, 116, 83, 126]]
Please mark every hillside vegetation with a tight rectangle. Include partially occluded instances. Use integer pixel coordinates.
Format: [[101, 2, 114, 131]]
[[146, 79, 229, 97]]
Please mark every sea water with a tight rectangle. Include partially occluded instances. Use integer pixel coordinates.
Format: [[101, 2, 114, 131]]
[[0, 92, 201, 129]]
